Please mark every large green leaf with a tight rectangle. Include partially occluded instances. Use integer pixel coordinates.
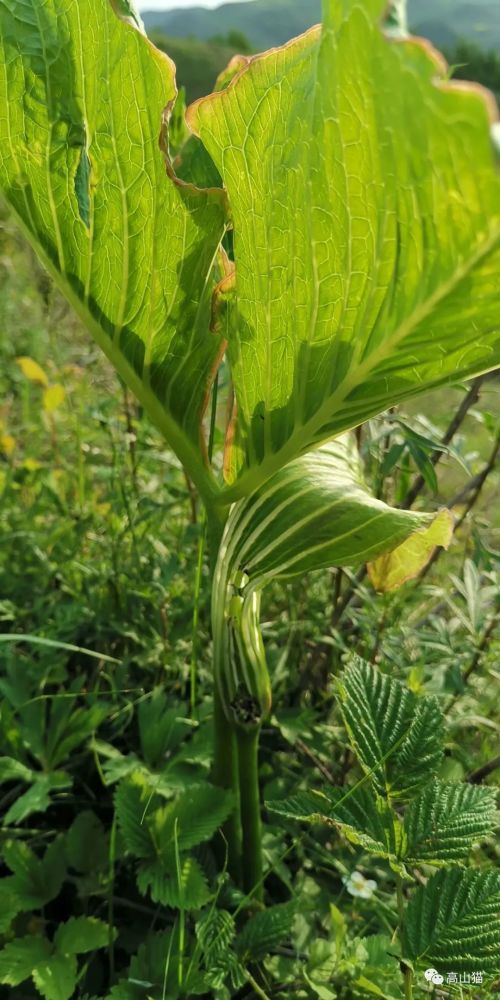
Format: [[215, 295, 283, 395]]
[[217, 437, 451, 588], [0, 0, 226, 503], [189, 0, 500, 497], [404, 869, 500, 971], [337, 658, 444, 801], [212, 438, 452, 725]]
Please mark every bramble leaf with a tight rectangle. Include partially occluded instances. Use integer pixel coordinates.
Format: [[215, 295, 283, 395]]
[[115, 779, 156, 859], [404, 869, 500, 971], [236, 903, 295, 960], [2, 838, 66, 909], [151, 783, 234, 853], [404, 780, 499, 865], [266, 785, 403, 865], [4, 772, 72, 826], [65, 811, 108, 873], [337, 657, 444, 801], [189, 0, 500, 494]]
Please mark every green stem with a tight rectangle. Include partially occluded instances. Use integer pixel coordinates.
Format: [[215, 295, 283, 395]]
[[213, 688, 242, 881], [236, 726, 263, 900], [190, 513, 206, 714], [396, 875, 413, 1000], [206, 504, 242, 879]]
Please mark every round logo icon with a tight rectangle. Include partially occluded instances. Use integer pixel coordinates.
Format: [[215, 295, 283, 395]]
[[424, 969, 444, 985]]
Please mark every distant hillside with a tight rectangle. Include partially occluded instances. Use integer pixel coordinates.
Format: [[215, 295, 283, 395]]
[[142, 0, 500, 52], [149, 31, 242, 101], [143, 0, 321, 52]]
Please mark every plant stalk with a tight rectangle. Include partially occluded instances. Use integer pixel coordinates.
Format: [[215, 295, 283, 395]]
[[213, 688, 242, 880], [236, 726, 263, 900], [396, 875, 413, 1000]]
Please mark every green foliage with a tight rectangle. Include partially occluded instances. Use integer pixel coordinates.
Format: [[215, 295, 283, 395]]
[[0, 918, 112, 1000], [0, 0, 226, 505], [189, 2, 500, 492], [236, 902, 296, 960], [1, 0, 500, 997], [337, 657, 444, 801], [115, 776, 232, 909], [404, 869, 500, 970], [0, 839, 66, 930], [142, 0, 500, 55], [404, 779, 498, 864], [269, 655, 500, 987]]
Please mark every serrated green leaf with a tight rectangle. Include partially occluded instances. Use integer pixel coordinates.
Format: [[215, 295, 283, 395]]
[[404, 780, 498, 865], [4, 772, 72, 825], [0, 0, 226, 505], [115, 780, 155, 859], [2, 838, 65, 909], [108, 929, 181, 1000], [54, 917, 112, 955], [404, 868, 500, 971], [137, 856, 210, 910], [337, 657, 444, 801], [152, 784, 234, 854], [267, 785, 404, 865], [32, 953, 77, 1000], [0, 935, 52, 987], [138, 693, 187, 769], [0, 879, 21, 933], [196, 909, 236, 961], [190, 1, 500, 494], [236, 903, 295, 960]]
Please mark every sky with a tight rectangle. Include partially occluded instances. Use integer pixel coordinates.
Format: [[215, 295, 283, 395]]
[[138, 0, 251, 9]]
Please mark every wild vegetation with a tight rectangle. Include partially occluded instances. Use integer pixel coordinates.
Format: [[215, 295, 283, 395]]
[[0, 1, 499, 998]]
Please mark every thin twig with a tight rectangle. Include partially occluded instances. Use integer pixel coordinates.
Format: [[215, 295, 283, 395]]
[[468, 755, 500, 784], [402, 377, 484, 508], [420, 429, 500, 583], [295, 737, 336, 786], [445, 606, 500, 714]]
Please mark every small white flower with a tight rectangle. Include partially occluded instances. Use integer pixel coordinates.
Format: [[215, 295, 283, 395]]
[[343, 870, 377, 899]]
